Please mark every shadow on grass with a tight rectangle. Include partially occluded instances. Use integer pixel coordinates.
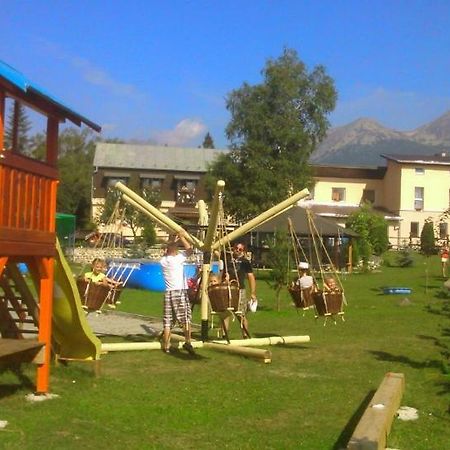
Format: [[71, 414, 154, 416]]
[[165, 348, 208, 361], [369, 350, 442, 371], [332, 389, 376, 450], [0, 364, 34, 399], [96, 333, 155, 342]]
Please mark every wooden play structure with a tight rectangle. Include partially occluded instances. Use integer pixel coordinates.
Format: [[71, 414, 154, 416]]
[[113, 179, 312, 360], [0, 61, 100, 393]]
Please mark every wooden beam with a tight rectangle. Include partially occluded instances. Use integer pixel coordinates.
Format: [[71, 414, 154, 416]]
[[0, 90, 5, 151], [203, 341, 272, 363], [46, 116, 58, 167], [0, 339, 44, 363], [211, 335, 311, 346], [347, 372, 405, 450]]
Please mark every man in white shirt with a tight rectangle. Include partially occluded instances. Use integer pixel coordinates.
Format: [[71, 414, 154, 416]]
[[160, 230, 194, 354]]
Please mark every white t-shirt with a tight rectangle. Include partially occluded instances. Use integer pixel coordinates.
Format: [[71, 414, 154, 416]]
[[160, 252, 188, 291], [299, 275, 314, 290]]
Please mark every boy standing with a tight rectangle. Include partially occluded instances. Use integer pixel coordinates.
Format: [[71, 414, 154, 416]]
[[160, 230, 195, 354]]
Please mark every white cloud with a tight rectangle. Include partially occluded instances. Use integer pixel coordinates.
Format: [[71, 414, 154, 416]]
[[38, 38, 141, 100], [152, 119, 207, 146], [69, 56, 140, 98], [332, 86, 450, 130]]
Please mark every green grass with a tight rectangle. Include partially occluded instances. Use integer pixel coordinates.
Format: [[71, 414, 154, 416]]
[[1, 252, 449, 449]]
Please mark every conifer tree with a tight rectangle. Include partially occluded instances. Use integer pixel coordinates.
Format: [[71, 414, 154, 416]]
[[4, 101, 32, 154], [202, 132, 215, 149]]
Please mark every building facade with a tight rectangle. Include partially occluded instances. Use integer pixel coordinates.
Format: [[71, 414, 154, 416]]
[[307, 154, 450, 248], [91, 143, 450, 248]]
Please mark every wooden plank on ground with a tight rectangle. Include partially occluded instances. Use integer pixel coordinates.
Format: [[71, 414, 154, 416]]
[[347, 372, 405, 450]]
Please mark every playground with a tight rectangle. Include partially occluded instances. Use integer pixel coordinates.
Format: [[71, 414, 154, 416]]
[[0, 253, 448, 449], [0, 61, 448, 450]]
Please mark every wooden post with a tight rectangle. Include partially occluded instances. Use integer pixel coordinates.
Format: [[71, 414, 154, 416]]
[[11, 100, 19, 153], [46, 117, 59, 167], [35, 257, 55, 393], [347, 372, 405, 450], [0, 90, 5, 152], [203, 180, 224, 250]]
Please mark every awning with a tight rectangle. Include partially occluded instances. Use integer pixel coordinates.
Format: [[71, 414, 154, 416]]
[[104, 171, 130, 178], [139, 173, 166, 179], [173, 175, 201, 180]]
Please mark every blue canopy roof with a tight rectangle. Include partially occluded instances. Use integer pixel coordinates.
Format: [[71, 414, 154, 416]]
[[0, 60, 101, 132]]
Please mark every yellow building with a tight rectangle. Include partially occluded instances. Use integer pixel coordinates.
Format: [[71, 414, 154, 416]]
[[305, 153, 450, 249]]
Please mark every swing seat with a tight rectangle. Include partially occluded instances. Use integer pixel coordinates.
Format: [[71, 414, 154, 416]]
[[208, 282, 239, 313], [188, 287, 200, 305], [187, 277, 201, 305], [313, 290, 344, 316], [107, 286, 122, 305], [76, 278, 113, 311], [288, 285, 315, 309]]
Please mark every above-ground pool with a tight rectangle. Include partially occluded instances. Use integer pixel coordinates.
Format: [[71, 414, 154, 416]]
[[108, 259, 198, 292]]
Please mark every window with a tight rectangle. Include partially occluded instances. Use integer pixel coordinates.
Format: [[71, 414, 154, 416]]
[[176, 179, 197, 205], [362, 189, 375, 204], [439, 222, 448, 240], [415, 167, 425, 175], [414, 187, 424, 210], [141, 178, 162, 191], [106, 177, 128, 188], [410, 222, 419, 238], [332, 187, 346, 202]]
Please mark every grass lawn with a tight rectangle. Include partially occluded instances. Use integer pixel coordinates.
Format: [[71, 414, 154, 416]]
[[1, 252, 449, 449]]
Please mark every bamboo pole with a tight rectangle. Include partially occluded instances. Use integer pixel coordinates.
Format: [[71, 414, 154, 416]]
[[200, 262, 211, 339], [116, 182, 204, 249], [211, 188, 310, 251], [101, 341, 205, 352], [122, 194, 175, 235], [203, 342, 271, 363], [211, 335, 310, 346], [203, 180, 225, 250], [197, 199, 208, 226]]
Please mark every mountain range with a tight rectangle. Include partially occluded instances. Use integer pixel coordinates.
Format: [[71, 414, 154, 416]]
[[310, 111, 450, 167]]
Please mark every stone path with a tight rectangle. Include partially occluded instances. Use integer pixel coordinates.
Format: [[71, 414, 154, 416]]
[[86, 310, 164, 338]]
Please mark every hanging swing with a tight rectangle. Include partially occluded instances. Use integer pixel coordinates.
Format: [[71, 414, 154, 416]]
[[206, 194, 250, 341], [76, 200, 137, 313], [287, 218, 317, 312], [305, 209, 347, 324]]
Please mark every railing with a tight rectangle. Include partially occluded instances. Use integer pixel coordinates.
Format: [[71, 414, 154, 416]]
[[176, 188, 196, 206], [0, 151, 57, 234]]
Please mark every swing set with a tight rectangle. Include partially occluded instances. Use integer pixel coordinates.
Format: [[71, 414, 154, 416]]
[[76, 201, 138, 313], [288, 210, 347, 324]]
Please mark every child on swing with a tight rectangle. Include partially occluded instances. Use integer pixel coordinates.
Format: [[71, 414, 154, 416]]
[[84, 258, 121, 288]]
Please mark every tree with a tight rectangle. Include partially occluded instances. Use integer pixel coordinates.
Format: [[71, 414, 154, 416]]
[[207, 48, 337, 221], [420, 219, 436, 256], [267, 229, 291, 312], [100, 182, 160, 242], [201, 132, 215, 149], [4, 101, 32, 154], [31, 127, 99, 227], [421, 219, 437, 294], [346, 203, 389, 268]]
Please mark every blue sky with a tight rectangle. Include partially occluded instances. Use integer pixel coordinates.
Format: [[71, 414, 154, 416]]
[[1, 0, 449, 148]]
